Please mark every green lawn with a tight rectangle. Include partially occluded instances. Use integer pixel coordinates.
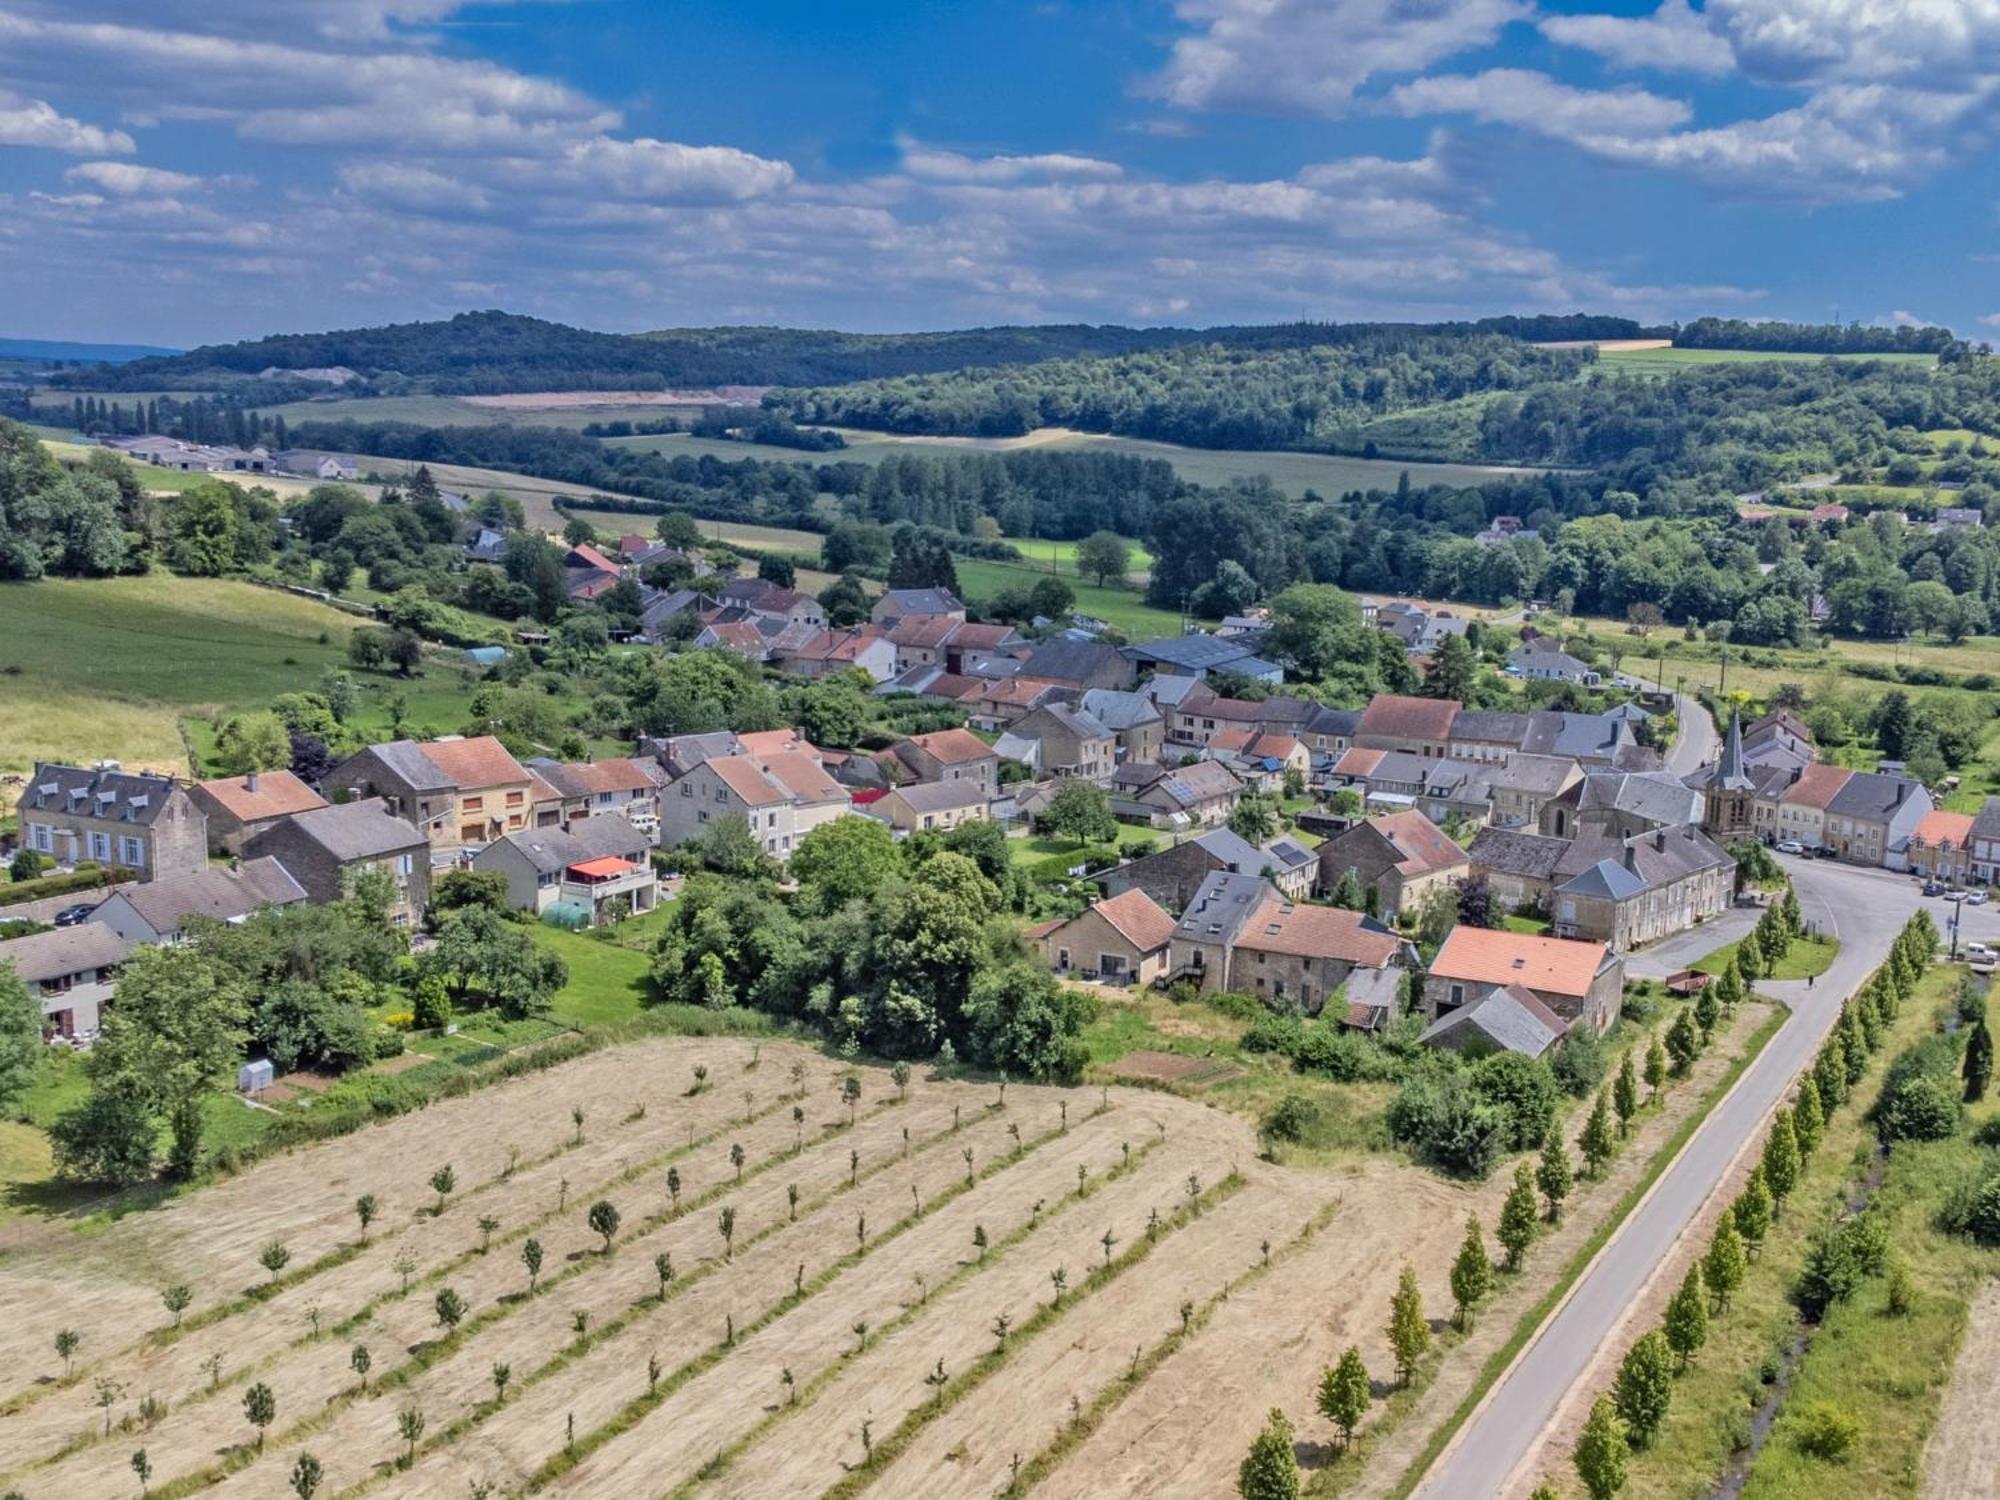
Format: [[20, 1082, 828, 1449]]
[[1695, 932, 1841, 981], [1500, 913, 1551, 936], [1599, 347, 1939, 374], [529, 921, 660, 1027], [950, 558, 1182, 637]]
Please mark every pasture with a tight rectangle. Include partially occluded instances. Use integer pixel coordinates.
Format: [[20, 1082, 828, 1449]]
[[1597, 346, 1940, 375], [948, 559, 1182, 637]]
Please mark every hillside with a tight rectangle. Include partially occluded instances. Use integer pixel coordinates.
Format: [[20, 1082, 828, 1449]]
[[53, 311, 1658, 397]]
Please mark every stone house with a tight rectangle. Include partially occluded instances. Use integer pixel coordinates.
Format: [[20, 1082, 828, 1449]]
[[323, 735, 534, 853], [1465, 826, 1570, 913], [891, 728, 1000, 795], [0, 924, 131, 1038], [1423, 926, 1625, 1033], [1906, 809, 1976, 885], [1486, 754, 1583, 829], [1765, 763, 1853, 851], [1353, 695, 1460, 757], [1822, 770, 1933, 870], [1106, 759, 1242, 830], [657, 752, 853, 861], [871, 588, 966, 626], [1419, 984, 1566, 1059], [869, 781, 991, 834], [18, 763, 208, 883], [242, 798, 431, 927], [996, 704, 1117, 783], [1078, 689, 1166, 766], [1097, 827, 1268, 912], [1166, 871, 1405, 1016], [1550, 825, 1737, 951], [92, 858, 308, 946], [188, 770, 329, 857], [1313, 810, 1468, 919], [524, 757, 662, 840]]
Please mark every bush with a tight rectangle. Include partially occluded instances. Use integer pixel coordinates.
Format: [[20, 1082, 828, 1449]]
[[1791, 1401, 1861, 1462], [1387, 1073, 1505, 1179], [372, 1030, 407, 1060], [1294, 1024, 1398, 1083], [1939, 1159, 2000, 1244], [1550, 1026, 1609, 1098], [1794, 1211, 1890, 1320], [1875, 1034, 1964, 1144], [1195, 990, 1265, 1022], [1261, 1093, 1327, 1146], [1, 863, 120, 904], [1469, 1052, 1560, 1149], [1242, 1015, 1305, 1057]]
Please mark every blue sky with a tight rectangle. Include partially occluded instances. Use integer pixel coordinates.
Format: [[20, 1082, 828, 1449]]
[[0, 0, 1994, 347]]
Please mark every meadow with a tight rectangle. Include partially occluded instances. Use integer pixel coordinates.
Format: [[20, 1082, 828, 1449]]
[[1597, 347, 1941, 375]]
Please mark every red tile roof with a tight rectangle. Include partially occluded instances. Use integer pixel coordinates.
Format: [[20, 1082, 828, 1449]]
[[193, 769, 327, 823], [1428, 926, 1608, 1000], [420, 735, 529, 791], [567, 543, 622, 574], [1357, 693, 1461, 744], [1369, 810, 1468, 876], [903, 728, 995, 766], [1241, 898, 1400, 966], [1092, 888, 1176, 953], [1914, 809, 1974, 848], [1779, 763, 1853, 810]]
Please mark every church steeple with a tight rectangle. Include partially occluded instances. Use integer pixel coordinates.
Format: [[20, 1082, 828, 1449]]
[[1715, 708, 1752, 791]]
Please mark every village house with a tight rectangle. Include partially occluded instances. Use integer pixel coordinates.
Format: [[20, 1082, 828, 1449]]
[[1465, 826, 1571, 914], [1204, 729, 1309, 793], [1423, 925, 1625, 1034], [1166, 871, 1406, 1016], [1741, 711, 1816, 775], [1822, 769, 1932, 870], [1518, 710, 1641, 767], [524, 757, 662, 839], [891, 727, 1000, 795], [0, 924, 131, 1038], [1420, 984, 1567, 1060], [871, 588, 967, 626], [562, 542, 625, 602], [472, 814, 658, 924], [1106, 758, 1243, 831], [324, 735, 534, 854], [242, 798, 432, 927], [1299, 705, 1362, 758], [995, 704, 1117, 783], [1551, 824, 1737, 951], [1098, 826, 1282, 910], [92, 857, 309, 946], [959, 676, 1072, 730], [188, 769, 330, 857], [1970, 798, 2000, 885], [1162, 691, 1265, 753], [1015, 639, 1136, 692], [1763, 762, 1852, 851], [1507, 639, 1602, 686], [1353, 694, 1460, 757], [718, 577, 827, 631], [778, 626, 900, 682], [1077, 689, 1166, 765], [1446, 710, 1535, 763], [1030, 888, 1177, 986], [869, 780, 992, 834], [18, 763, 208, 884], [657, 751, 853, 861], [1314, 810, 1469, 919], [1541, 770, 1702, 842], [1122, 634, 1283, 684], [1486, 753, 1584, 829], [1907, 809, 1976, 885], [1327, 747, 1430, 807]]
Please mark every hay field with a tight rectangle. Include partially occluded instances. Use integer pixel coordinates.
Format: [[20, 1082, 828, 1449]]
[[0, 1034, 1507, 1500]]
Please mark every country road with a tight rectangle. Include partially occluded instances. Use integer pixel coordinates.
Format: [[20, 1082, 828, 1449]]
[[1414, 856, 1925, 1498]]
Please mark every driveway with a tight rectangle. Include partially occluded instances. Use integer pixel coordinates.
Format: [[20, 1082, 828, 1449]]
[[1414, 854, 1922, 1498]]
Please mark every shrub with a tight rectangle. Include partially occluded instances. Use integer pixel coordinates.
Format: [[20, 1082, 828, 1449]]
[[1550, 1026, 1609, 1098], [1241, 1015, 1304, 1057], [1791, 1400, 1861, 1462], [1261, 1093, 1327, 1147], [1875, 1034, 1964, 1144], [1294, 1025, 1397, 1083], [1794, 1211, 1890, 1321], [1939, 1160, 2000, 1244], [1387, 1073, 1505, 1179], [1470, 1052, 1560, 1150]]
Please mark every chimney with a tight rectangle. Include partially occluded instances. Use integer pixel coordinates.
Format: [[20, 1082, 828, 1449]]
[[246, 770, 259, 794], [1654, 830, 1666, 852]]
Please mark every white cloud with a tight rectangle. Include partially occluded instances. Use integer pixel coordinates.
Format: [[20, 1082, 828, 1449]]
[[336, 160, 490, 213], [1979, 312, 2000, 328], [1708, 0, 2000, 86], [64, 160, 206, 193], [1155, 0, 1530, 115], [0, 87, 134, 153], [1383, 69, 1694, 142], [551, 137, 794, 202], [900, 140, 1123, 183], [1539, 0, 1735, 76]]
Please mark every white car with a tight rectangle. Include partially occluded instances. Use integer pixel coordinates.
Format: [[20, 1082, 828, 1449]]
[[1965, 942, 1997, 964], [1774, 839, 1803, 855], [1967, 890, 1989, 905]]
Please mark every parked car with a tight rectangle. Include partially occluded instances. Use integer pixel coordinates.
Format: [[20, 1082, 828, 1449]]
[[1923, 882, 1945, 897], [1775, 839, 1803, 855], [52, 903, 97, 927], [1968, 890, 1989, 905], [1965, 942, 1996, 963]]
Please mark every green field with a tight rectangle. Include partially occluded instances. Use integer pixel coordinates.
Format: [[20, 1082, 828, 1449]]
[[949, 558, 1182, 636], [607, 426, 1548, 499], [0, 574, 512, 779], [1598, 346, 1939, 374]]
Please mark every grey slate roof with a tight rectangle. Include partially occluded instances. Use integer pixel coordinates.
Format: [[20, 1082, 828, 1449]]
[[1825, 769, 1925, 821], [487, 814, 648, 874], [1555, 857, 1650, 901], [1259, 837, 1316, 874], [887, 781, 990, 814], [879, 588, 965, 617], [1172, 871, 1270, 946], [281, 798, 427, 860], [1973, 796, 2000, 845], [1140, 674, 1209, 708], [1554, 824, 1735, 894], [24, 763, 184, 826], [1304, 705, 1363, 737], [1448, 710, 1532, 747], [1467, 826, 1570, 880], [1078, 689, 1163, 731], [1019, 639, 1126, 685], [368, 740, 455, 792], [107, 857, 307, 931], [1489, 753, 1581, 797], [1039, 703, 1112, 740], [1123, 635, 1265, 672], [1421, 985, 1565, 1057], [0, 923, 132, 983], [1572, 771, 1704, 829]]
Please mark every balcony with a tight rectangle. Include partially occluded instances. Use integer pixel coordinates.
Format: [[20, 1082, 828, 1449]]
[[559, 856, 659, 923]]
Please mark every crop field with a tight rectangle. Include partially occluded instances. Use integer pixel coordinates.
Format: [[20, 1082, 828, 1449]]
[[607, 426, 1544, 500], [1597, 346, 1939, 374], [0, 1035, 1469, 1500]]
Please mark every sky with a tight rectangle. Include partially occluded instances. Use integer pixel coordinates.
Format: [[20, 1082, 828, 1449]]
[[0, 0, 1995, 348]]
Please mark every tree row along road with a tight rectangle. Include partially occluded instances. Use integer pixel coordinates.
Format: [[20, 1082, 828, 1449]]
[[1414, 856, 1911, 1498]]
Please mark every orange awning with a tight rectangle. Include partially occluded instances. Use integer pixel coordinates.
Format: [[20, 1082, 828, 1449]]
[[567, 856, 635, 879]]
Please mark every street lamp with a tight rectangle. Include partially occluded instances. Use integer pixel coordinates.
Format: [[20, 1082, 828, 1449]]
[[1951, 889, 1966, 962]]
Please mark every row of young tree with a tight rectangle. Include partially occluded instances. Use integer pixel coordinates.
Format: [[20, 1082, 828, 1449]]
[[1565, 909, 1937, 1499]]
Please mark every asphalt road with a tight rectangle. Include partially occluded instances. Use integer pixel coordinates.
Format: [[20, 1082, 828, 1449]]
[[1614, 670, 1716, 778], [1414, 856, 1922, 1499]]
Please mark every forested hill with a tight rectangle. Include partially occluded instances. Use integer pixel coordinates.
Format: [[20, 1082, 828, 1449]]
[[53, 310, 1647, 396]]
